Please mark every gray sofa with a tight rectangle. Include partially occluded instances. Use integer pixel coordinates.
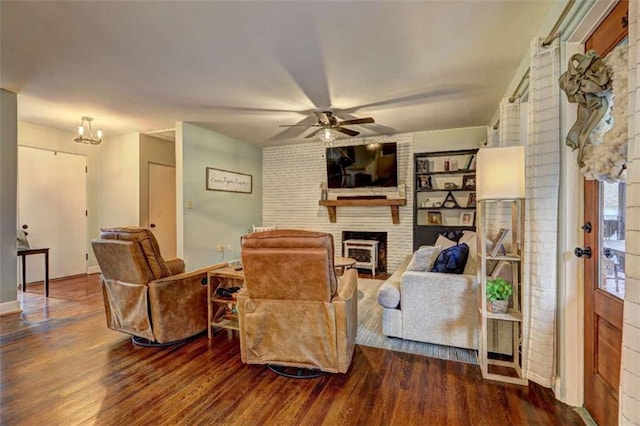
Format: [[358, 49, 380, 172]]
[[378, 255, 479, 350]]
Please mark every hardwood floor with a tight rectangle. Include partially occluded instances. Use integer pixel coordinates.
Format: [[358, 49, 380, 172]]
[[1, 275, 583, 425]]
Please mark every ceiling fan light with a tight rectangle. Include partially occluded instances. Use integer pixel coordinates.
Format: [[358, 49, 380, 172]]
[[319, 128, 337, 143]]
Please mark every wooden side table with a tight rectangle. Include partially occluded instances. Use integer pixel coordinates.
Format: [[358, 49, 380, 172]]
[[17, 248, 50, 297], [334, 256, 356, 274], [207, 265, 244, 339]]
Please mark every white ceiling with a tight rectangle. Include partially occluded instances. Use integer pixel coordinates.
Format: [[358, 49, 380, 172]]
[[1, 1, 556, 147]]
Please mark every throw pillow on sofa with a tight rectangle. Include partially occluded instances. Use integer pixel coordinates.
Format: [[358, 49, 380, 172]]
[[430, 243, 469, 274], [434, 234, 457, 250], [406, 245, 441, 272]]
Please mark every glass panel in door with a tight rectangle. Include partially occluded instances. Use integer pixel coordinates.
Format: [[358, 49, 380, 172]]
[[600, 180, 625, 299]]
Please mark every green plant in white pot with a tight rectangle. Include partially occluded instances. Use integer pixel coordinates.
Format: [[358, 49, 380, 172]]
[[486, 277, 513, 314]]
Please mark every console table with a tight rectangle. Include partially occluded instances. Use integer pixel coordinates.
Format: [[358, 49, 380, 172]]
[[17, 248, 50, 297]]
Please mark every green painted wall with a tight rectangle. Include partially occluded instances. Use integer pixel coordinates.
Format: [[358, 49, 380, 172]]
[[178, 123, 262, 268]]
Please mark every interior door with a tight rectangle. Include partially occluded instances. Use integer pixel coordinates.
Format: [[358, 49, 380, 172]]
[[148, 163, 176, 259], [582, 4, 627, 425], [18, 147, 87, 281]]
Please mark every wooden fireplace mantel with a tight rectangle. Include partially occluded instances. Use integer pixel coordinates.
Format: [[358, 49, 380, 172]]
[[318, 198, 407, 224]]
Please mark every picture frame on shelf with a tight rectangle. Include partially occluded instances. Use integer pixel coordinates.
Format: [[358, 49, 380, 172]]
[[427, 211, 442, 225], [467, 192, 476, 208], [417, 175, 433, 190], [416, 158, 430, 173], [460, 211, 475, 226], [462, 174, 476, 190]]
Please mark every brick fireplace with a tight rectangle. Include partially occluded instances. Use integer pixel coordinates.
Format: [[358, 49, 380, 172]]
[[342, 231, 387, 273]]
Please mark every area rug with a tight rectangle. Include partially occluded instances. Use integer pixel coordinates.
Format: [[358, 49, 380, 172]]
[[356, 278, 478, 365]]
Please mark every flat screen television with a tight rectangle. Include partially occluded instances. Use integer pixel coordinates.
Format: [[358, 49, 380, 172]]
[[326, 142, 398, 189]]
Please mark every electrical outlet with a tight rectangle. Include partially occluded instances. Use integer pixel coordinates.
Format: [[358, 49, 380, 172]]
[[216, 244, 224, 253]]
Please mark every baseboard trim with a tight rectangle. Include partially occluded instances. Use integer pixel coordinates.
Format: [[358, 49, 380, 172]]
[[0, 300, 21, 316], [88, 265, 101, 275]]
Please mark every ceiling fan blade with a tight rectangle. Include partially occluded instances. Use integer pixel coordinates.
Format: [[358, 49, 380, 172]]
[[335, 127, 359, 137], [337, 117, 375, 126], [313, 111, 331, 125], [305, 128, 323, 139], [279, 124, 319, 127]]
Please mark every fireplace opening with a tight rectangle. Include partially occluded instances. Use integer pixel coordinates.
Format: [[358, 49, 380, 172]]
[[342, 231, 387, 274]]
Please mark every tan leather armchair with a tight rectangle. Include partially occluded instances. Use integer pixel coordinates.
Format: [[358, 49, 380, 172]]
[[91, 226, 223, 345], [237, 229, 358, 374]]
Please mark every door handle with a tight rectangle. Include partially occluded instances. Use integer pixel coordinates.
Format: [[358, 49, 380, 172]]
[[603, 247, 614, 259], [574, 247, 592, 258], [150, 223, 156, 228], [581, 222, 592, 233]]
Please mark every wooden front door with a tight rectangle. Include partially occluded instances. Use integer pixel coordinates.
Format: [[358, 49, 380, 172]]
[[583, 3, 627, 425]]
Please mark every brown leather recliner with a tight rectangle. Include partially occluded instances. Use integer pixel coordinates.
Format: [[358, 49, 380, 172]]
[[237, 229, 358, 374], [91, 226, 224, 345]]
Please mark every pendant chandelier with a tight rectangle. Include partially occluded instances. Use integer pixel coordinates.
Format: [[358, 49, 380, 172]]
[[74, 116, 103, 144]]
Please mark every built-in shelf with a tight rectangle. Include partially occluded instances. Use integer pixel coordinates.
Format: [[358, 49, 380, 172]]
[[318, 198, 407, 224], [416, 169, 475, 176]]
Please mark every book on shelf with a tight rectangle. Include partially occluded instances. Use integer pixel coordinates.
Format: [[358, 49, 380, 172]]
[[489, 228, 509, 257]]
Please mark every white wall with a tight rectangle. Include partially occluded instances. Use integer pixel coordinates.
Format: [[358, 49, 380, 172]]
[[139, 134, 175, 228], [0, 90, 19, 314], [98, 133, 140, 228], [262, 133, 413, 272], [17, 121, 101, 268], [178, 123, 262, 269], [262, 129, 483, 272]]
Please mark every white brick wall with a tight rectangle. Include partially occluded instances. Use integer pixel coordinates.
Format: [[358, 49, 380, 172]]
[[523, 36, 561, 388], [621, 2, 640, 423], [263, 134, 414, 272]]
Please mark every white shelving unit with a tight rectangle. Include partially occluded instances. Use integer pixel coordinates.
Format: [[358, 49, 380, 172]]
[[477, 198, 528, 385]]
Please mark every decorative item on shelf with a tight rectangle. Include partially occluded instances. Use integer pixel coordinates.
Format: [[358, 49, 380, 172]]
[[444, 182, 458, 189], [486, 277, 513, 314], [421, 199, 431, 208], [417, 175, 433, 190], [462, 154, 475, 171], [467, 192, 476, 208], [489, 228, 510, 256], [442, 191, 459, 208], [320, 182, 328, 200], [444, 159, 450, 171], [416, 158, 430, 173], [398, 180, 406, 198], [427, 211, 442, 225], [74, 116, 103, 145], [461, 174, 476, 190], [434, 201, 442, 207], [460, 211, 475, 226]]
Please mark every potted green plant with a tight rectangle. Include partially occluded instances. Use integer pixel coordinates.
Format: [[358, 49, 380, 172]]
[[486, 277, 513, 314]]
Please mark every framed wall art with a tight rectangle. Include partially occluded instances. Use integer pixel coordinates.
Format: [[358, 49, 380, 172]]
[[206, 167, 253, 194]]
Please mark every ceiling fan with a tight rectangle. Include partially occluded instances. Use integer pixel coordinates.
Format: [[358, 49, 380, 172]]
[[279, 111, 375, 140]]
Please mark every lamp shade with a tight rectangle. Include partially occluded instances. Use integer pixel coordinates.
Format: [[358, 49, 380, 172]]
[[476, 146, 525, 200]]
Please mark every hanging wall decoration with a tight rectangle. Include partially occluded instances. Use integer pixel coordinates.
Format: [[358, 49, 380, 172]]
[[580, 44, 628, 182], [558, 45, 628, 182]]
